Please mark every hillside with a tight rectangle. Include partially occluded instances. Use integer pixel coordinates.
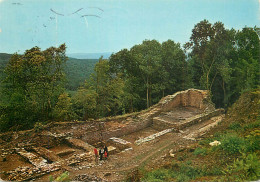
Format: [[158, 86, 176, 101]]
[[65, 58, 98, 91], [138, 89, 260, 182], [67, 52, 112, 59], [0, 53, 12, 78], [0, 53, 98, 91]]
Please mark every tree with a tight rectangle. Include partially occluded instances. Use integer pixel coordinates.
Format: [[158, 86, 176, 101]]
[[229, 27, 260, 104], [0, 44, 67, 131], [161, 40, 188, 96], [72, 83, 98, 120], [53, 93, 74, 121], [72, 57, 126, 119], [130, 40, 162, 108], [186, 20, 236, 107], [109, 49, 142, 112], [186, 20, 259, 108], [109, 39, 189, 111]]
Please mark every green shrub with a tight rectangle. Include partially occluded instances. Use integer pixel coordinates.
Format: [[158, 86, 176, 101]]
[[244, 131, 260, 152], [142, 169, 171, 182], [142, 163, 204, 182], [179, 163, 202, 179], [243, 118, 260, 130], [228, 122, 242, 131], [193, 147, 207, 156], [220, 134, 246, 154], [175, 173, 190, 182], [198, 138, 212, 146], [223, 153, 260, 181], [49, 171, 70, 182], [34, 122, 45, 132]]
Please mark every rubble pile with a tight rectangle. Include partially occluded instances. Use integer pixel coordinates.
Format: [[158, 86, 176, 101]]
[[6, 162, 61, 181], [4, 147, 94, 181], [66, 152, 93, 166], [16, 148, 48, 166], [73, 174, 104, 182], [0, 148, 14, 161]]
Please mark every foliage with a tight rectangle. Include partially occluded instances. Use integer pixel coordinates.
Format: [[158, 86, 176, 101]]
[[33, 122, 45, 132], [109, 39, 188, 111], [53, 93, 75, 121], [185, 20, 259, 108], [142, 168, 172, 182], [0, 20, 259, 133], [49, 171, 70, 182], [217, 133, 245, 154], [0, 44, 67, 131], [193, 147, 207, 156], [142, 162, 203, 182], [228, 122, 242, 131], [71, 57, 126, 119], [65, 58, 98, 91], [223, 153, 260, 181], [244, 129, 260, 152], [72, 85, 97, 120]]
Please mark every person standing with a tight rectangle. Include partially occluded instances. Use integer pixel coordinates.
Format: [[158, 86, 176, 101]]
[[104, 150, 108, 160], [94, 148, 98, 164], [104, 145, 108, 157], [99, 148, 104, 160]]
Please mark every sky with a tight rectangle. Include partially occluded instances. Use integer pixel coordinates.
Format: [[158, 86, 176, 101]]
[[0, 0, 259, 54]]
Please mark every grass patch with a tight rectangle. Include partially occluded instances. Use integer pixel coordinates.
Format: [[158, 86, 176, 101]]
[[223, 153, 260, 181], [228, 122, 242, 131], [193, 147, 207, 156], [142, 162, 204, 182]]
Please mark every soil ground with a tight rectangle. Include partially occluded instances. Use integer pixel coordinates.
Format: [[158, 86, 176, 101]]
[[59, 115, 221, 181]]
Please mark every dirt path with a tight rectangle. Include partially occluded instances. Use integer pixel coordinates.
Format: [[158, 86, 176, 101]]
[[68, 117, 219, 181]]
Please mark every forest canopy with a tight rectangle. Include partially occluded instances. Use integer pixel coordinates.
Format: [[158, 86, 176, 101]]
[[0, 20, 259, 132]]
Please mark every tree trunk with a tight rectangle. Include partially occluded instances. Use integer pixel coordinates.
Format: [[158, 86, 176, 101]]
[[149, 86, 152, 107], [146, 77, 149, 108]]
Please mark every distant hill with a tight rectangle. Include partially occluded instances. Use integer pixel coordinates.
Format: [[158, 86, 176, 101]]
[[0, 53, 12, 79], [0, 53, 98, 91], [65, 58, 98, 91], [67, 52, 112, 59], [0, 53, 12, 60]]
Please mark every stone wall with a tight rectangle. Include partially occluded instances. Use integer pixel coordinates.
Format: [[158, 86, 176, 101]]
[[82, 118, 152, 144], [157, 89, 212, 112]]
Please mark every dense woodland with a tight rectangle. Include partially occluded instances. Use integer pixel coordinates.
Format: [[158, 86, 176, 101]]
[[0, 20, 259, 132]]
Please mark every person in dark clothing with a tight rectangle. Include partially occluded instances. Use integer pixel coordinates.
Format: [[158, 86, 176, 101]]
[[104, 145, 108, 157], [99, 148, 104, 160]]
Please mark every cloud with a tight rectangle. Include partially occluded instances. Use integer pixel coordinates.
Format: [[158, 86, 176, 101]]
[[0, 28, 1, 33]]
